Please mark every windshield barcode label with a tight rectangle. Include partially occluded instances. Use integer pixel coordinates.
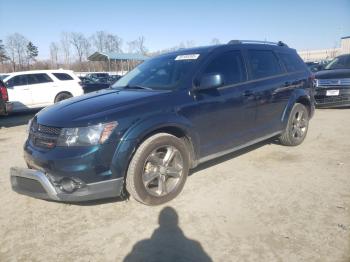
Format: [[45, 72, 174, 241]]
[[175, 54, 200, 60]]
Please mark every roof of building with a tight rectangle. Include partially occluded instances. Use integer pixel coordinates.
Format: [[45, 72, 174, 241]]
[[88, 52, 149, 62]]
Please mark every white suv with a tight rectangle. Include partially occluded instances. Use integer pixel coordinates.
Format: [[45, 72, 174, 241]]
[[3, 70, 84, 112]]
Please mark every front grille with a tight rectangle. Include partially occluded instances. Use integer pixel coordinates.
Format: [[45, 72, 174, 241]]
[[29, 118, 61, 149], [315, 94, 350, 104]]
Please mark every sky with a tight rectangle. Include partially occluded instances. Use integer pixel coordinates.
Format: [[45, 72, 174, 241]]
[[0, 0, 349, 59]]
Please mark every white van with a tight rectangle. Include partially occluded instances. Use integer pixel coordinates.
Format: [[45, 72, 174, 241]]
[[2, 70, 84, 112]]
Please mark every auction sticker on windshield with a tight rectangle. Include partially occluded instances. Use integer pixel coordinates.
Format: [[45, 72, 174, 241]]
[[175, 54, 200, 60], [326, 90, 339, 96]]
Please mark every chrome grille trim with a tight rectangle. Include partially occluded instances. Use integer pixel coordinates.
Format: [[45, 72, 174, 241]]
[[317, 78, 350, 87]]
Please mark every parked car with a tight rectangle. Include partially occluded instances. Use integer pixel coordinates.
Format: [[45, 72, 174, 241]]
[[0, 80, 12, 115], [306, 61, 324, 72], [81, 78, 111, 93], [2, 70, 84, 112], [81, 73, 122, 93], [0, 74, 10, 80], [10, 40, 315, 205], [314, 54, 350, 108], [86, 73, 110, 79]]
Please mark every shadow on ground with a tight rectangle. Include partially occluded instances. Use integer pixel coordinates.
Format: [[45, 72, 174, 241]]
[[0, 109, 40, 128], [123, 206, 213, 262]]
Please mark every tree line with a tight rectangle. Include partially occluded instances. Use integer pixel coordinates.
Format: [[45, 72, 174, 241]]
[[0, 32, 221, 73]]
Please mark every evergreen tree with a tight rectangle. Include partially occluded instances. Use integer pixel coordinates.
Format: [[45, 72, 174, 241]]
[[26, 41, 38, 67], [0, 39, 9, 64]]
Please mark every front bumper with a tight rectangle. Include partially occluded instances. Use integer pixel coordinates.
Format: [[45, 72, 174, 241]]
[[0, 101, 12, 115], [314, 87, 350, 108], [10, 167, 124, 202]]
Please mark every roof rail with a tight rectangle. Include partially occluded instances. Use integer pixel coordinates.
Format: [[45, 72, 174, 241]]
[[227, 40, 288, 47]]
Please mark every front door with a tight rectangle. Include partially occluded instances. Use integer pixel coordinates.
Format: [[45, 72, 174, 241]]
[[182, 50, 257, 159], [6, 75, 32, 110]]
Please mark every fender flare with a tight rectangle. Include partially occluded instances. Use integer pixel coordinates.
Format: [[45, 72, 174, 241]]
[[281, 89, 314, 129], [110, 113, 200, 179]]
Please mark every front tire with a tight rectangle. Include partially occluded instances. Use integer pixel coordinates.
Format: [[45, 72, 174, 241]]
[[279, 103, 309, 146], [126, 133, 190, 205], [54, 92, 72, 103]]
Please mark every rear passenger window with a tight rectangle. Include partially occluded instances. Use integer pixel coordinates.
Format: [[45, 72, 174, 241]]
[[247, 50, 283, 79], [27, 74, 53, 84], [203, 51, 246, 85], [279, 53, 306, 72], [53, 73, 74, 81]]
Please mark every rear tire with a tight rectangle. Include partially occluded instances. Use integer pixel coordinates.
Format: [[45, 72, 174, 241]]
[[126, 133, 190, 205], [279, 103, 309, 146], [54, 92, 72, 103]]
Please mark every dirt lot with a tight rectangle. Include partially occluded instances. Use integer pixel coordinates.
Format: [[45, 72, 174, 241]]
[[0, 109, 349, 262]]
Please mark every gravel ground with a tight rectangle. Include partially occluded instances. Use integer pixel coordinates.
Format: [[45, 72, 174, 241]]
[[0, 109, 349, 262]]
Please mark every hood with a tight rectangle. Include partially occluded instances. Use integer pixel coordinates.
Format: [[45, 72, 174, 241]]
[[36, 89, 167, 127], [315, 69, 350, 79]]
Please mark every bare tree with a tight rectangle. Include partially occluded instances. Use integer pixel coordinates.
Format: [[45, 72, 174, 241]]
[[128, 36, 147, 54], [70, 32, 86, 62], [91, 31, 122, 53], [60, 32, 71, 66], [105, 33, 122, 53], [82, 37, 91, 60], [5, 33, 28, 71], [92, 31, 106, 52], [50, 42, 59, 68]]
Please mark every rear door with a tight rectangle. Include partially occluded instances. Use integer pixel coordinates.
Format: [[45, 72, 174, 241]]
[[244, 48, 289, 136], [27, 73, 55, 106], [6, 75, 32, 110]]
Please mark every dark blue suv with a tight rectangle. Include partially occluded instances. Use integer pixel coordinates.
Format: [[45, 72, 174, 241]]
[[10, 40, 315, 205]]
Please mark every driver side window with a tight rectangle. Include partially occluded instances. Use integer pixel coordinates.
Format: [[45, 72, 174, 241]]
[[7, 75, 27, 87], [203, 51, 247, 86]]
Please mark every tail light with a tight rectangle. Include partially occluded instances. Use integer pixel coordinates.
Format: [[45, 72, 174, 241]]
[[0, 84, 8, 101]]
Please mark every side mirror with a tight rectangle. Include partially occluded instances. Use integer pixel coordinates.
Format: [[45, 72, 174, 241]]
[[197, 73, 224, 90]]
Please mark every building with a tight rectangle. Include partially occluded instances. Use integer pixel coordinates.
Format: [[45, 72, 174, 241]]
[[298, 36, 350, 62]]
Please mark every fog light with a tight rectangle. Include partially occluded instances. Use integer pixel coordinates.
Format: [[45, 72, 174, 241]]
[[60, 178, 77, 193]]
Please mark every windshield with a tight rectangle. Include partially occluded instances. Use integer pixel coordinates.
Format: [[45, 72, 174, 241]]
[[0, 74, 9, 80], [325, 55, 350, 70], [112, 54, 200, 90]]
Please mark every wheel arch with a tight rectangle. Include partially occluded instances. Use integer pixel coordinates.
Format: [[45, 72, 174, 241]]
[[54, 91, 73, 103], [110, 114, 200, 181], [281, 90, 314, 128]]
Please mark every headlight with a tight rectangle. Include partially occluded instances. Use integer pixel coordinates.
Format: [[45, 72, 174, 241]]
[[26, 118, 33, 133], [57, 121, 118, 146]]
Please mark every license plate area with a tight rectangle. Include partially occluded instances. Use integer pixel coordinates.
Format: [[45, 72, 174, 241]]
[[326, 90, 339, 96]]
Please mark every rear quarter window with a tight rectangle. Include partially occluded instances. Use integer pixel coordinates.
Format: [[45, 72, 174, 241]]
[[53, 73, 74, 81], [247, 50, 283, 80], [279, 53, 306, 72]]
